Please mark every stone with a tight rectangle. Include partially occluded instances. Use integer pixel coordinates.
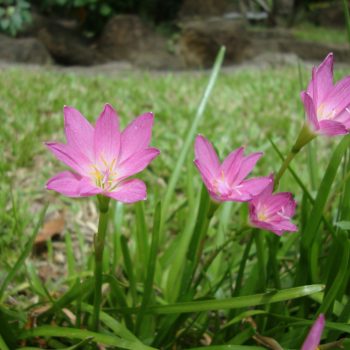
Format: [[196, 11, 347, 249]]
[[37, 22, 104, 66], [98, 15, 153, 61], [177, 18, 249, 68], [98, 15, 183, 69], [0, 34, 51, 64], [278, 39, 350, 62]]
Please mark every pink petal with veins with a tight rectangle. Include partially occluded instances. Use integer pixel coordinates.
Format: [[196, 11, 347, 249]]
[[119, 112, 154, 164], [106, 179, 147, 203], [64, 106, 94, 161], [94, 104, 121, 163]]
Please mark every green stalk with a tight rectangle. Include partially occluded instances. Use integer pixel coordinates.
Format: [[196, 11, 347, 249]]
[[274, 123, 316, 188], [92, 195, 110, 331], [342, 0, 350, 45], [254, 230, 266, 292]]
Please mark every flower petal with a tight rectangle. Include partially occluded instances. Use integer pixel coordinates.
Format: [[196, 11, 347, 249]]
[[119, 112, 154, 164], [106, 179, 147, 203], [239, 176, 272, 197], [118, 147, 160, 179], [324, 76, 350, 114], [194, 159, 215, 193], [334, 108, 350, 128], [94, 104, 121, 162], [194, 135, 221, 179], [45, 142, 90, 175], [235, 152, 264, 184], [318, 120, 348, 136], [301, 314, 325, 350], [301, 91, 319, 131], [220, 147, 244, 184], [64, 106, 94, 161], [78, 177, 103, 196], [307, 53, 333, 103], [46, 171, 83, 197], [264, 192, 295, 216]]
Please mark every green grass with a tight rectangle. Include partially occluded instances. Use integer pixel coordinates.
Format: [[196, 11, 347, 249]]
[[293, 23, 348, 45], [1, 61, 350, 349]]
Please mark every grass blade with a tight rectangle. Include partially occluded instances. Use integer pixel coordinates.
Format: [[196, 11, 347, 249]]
[[136, 203, 161, 334], [0, 204, 48, 301], [161, 47, 226, 234], [119, 285, 324, 314], [302, 135, 350, 249], [19, 326, 156, 350]]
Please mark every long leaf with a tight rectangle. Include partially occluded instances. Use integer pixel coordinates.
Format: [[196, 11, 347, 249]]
[[302, 135, 350, 249], [161, 47, 226, 233], [136, 203, 161, 333], [19, 326, 156, 350], [119, 285, 323, 314]]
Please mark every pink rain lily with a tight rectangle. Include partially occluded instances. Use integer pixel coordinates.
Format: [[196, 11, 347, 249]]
[[301, 52, 350, 136], [248, 175, 297, 236], [301, 314, 325, 350], [46, 104, 160, 203], [194, 135, 271, 202]]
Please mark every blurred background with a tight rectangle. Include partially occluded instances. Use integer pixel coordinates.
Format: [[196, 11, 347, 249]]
[[0, 0, 348, 70]]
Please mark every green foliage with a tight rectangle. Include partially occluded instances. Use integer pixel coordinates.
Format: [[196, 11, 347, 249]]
[[1, 58, 350, 348], [36, 0, 182, 35], [292, 22, 347, 44], [0, 0, 31, 36]]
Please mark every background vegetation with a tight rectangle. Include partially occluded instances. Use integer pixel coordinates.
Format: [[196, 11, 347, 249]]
[[1, 60, 350, 348]]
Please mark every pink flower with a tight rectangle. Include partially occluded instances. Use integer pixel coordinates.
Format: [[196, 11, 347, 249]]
[[194, 135, 271, 202], [301, 314, 325, 350], [248, 175, 297, 236], [46, 104, 160, 203], [301, 53, 350, 136]]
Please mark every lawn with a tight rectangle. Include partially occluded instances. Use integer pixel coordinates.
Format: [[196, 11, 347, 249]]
[[1, 59, 350, 349]]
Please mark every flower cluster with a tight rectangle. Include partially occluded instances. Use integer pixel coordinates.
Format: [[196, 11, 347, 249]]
[[46, 53, 349, 238], [194, 135, 297, 235]]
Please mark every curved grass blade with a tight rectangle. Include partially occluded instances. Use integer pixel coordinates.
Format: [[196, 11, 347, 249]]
[[80, 303, 140, 342], [18, 337, 93, 349], [19, 326, 156, 350], [118, 285, 323, 315]]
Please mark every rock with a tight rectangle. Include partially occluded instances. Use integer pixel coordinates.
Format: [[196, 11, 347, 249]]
[[37, 22, 104, 66], [98, 15, 183, 69], [0, 34, 51, 64], [278, 39, 350, 62], [98, 15, 155, 61], [178, 18, 249, 68]]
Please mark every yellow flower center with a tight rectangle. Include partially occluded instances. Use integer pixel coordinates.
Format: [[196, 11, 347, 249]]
[[317, 103, 336, 120], [90, 156, 118, 190], [257, 211, 267, 222]]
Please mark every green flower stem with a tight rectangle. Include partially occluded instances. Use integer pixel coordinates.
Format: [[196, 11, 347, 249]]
[[92, 195, 110, 332], [254, 229, 266, 293], [274, 123, 316, 188], [180, 187, 219, 298]]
